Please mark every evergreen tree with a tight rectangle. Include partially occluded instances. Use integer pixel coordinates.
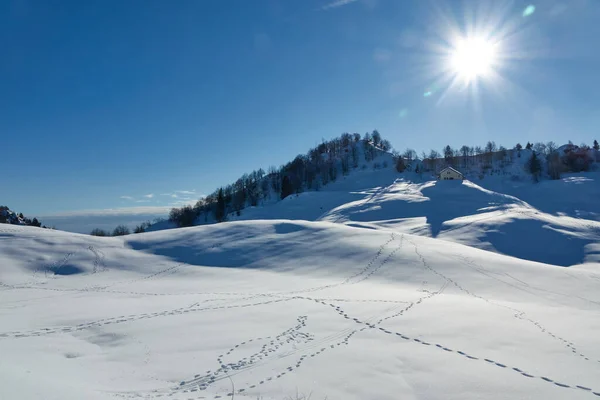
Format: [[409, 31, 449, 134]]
[[351, 144, 359, 168], [363, 139, 373, 162], [525, 142, 532, 150], [328, 161, 338, 182], [395, 156, 406, 172], [526, 151, 542, 182], [216, 188, 226, 222], [443, 145, 453, 161], [281, 175, 293, 199], [341, 155, 350, 175], [593, 140, 599, 151], [515, 143, 522, 158]]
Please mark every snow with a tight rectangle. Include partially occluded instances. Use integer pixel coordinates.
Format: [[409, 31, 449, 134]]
[[227, 169, 600, 267], [1, 220, 599, 400], [2, 146, 600, 399]]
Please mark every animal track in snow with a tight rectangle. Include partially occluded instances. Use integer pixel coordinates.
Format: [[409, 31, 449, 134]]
[[326, 291, 600, 398], [456, 254, 600, 365], [0, 296, 297, 340]]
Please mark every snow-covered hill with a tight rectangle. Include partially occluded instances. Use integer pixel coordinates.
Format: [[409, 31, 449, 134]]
[[138, 140, 599, 267], [223, 163, 600, 267], [2, 141, 599, 399], [1, 222, 599, 400]]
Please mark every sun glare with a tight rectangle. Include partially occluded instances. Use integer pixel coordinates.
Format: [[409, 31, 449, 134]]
[[450, 37, 498, 82], [396, 2, 542, 108]]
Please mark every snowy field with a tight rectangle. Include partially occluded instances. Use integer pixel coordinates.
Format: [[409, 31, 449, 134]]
[[1, 218, 600, 399]]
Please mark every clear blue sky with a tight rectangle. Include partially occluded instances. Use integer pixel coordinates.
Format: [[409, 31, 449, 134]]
[[2, 0, 599, 217]]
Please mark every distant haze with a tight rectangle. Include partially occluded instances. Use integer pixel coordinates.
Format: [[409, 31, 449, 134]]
[[40, 208, 169, 234]]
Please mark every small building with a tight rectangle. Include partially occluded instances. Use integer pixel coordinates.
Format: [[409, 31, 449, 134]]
[[438, 166, 464, 180]]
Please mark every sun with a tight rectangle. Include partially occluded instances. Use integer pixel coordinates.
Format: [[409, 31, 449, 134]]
[[405, 2, 542, 104], [449, 36, 498, 83]]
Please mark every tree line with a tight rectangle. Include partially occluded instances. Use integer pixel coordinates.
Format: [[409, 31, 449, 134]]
[[0, 206, 47, 228], [89, 220, 158, 237], [395, 139, 598, 181], [89, 135, 599, 234], [168, 131, 391, 228]]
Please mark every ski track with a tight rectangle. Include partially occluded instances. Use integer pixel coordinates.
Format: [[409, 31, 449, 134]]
[[0, 296, 294, 340]]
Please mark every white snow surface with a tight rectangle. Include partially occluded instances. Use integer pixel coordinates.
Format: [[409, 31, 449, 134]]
[[228, 168, 600, 267], [1, 219, 599, 400]]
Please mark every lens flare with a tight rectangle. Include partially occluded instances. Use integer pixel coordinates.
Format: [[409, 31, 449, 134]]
[[522, 5, 535, 17]]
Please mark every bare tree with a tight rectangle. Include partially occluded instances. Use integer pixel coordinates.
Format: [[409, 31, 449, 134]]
[[460, 145, 470, 167], [112, 225, 130, 236], [403, 149, 417, 162], [546, 141, 557, 155]]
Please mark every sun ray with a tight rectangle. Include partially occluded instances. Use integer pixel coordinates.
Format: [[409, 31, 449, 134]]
[[385, 1, 550, 121]]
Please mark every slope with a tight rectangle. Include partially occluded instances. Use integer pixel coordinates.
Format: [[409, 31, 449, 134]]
[[1, 222, 600, 400], [226, 165, 600, 266]]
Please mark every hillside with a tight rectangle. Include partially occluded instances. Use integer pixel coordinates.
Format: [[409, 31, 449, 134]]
[[1, 221, 599, 400], [153, 137, 600, 267], [2, 140, 599, 399], [3, 136, 598, 398], [169, 140, 598, 230]]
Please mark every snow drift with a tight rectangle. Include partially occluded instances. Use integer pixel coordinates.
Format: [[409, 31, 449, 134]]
[[1, 222, 599, 400]]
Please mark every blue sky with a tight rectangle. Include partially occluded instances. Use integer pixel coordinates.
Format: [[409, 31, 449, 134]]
[[2, 0, 600, 222]]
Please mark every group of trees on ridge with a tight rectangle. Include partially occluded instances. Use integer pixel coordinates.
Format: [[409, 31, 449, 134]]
[[166, 134, 598, 229], [396, 140, 599, 179], [86, 133, 599, 234], [0, 206, 47, 228], [89, 221, 155, 237], [168, 131, 391, 228], [5, 133, 596, 236]]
